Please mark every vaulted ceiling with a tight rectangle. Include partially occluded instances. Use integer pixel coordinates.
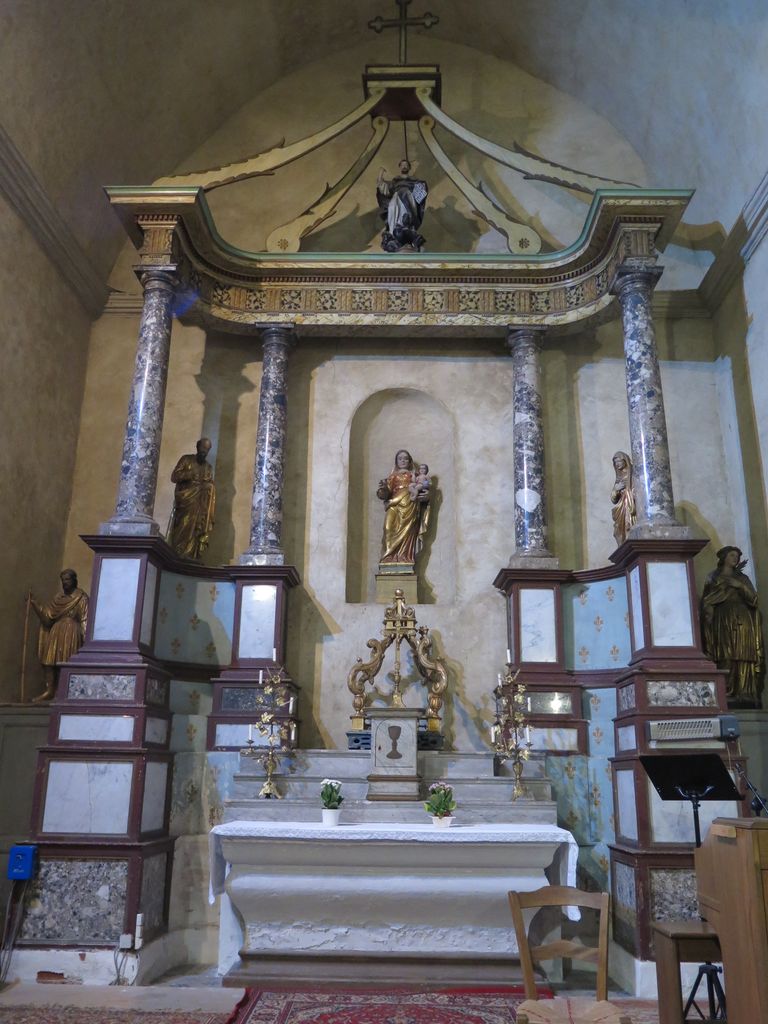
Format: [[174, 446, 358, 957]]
[[2, 1, 766, 278]]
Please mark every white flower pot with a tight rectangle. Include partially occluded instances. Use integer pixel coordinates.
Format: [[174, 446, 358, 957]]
[[430, 815, 454, 828], [322, 808, 342, 826]]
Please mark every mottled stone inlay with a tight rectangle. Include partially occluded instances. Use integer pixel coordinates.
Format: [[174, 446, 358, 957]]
[[68, 674, 136, 701], [649, 868, 698, 922], [146, 677, 168, 706], [612, 267, 678, 530], [243, 325, 294, 563], [507, 327, 551, 556], [617, 683, 636, 713], [111, 270, 177, 526], [140, 853, 167, 933], [19, 859, 128, 945], [647, 680, 717, 707]]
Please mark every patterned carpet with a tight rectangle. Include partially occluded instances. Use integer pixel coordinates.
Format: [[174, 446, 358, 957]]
[[0, 1011, 227, 1024], [226, 989, 661, 1024]]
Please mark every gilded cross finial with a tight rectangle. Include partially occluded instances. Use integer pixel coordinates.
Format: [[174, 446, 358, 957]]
[[368, 0, 439, 65]]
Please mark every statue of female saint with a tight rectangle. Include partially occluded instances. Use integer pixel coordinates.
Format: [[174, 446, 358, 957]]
[[377, 450, 431, 568], [30, 569, 89, 702], [610, 451, 636, 547], [168, 438, 216, 560], [701, 546, 765, 707], [376, 159, 428, 253]]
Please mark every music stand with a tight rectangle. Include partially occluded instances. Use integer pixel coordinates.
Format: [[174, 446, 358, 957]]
[[639, 753, 741, 848]]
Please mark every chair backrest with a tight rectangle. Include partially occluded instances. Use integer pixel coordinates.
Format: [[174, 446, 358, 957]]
[[508, 885, 610, 1001]]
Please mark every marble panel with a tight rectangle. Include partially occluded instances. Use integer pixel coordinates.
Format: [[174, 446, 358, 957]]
[[526, 692, 572, 715], [519, 588, 557, 663], [154, 572, 235, 665], [144, 717, 168, 745], [141, 761, 169, 833], [58, 714, 134, 743], [629, 566, 645, 650], [214, 723, 270, 748], [647, 680, 717, 707], [615, 770, 638, 841], [93, 557, 141, 641], [42, 761, 133, 834], [146, 677, 169, 706], [19, 859, 128, 945], [68, 673, 136, 701], [562, 581, 630, 670], [647, 776, 739, 844], [617, 724, 637, 751], [647, 561, 694, 647], [613, 861, 637, 918], [238, 584, 277, 659], [140, 852, 167, 933], [649, 868, 698, 923], [617, 683, 636, 713], [530, 726, 579, 751], [140, 561, 158, 647]]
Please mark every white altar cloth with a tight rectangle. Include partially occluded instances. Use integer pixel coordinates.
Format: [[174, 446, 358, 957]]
[[210, 820, 579, 979]]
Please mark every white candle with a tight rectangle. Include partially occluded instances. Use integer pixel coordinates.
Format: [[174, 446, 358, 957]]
[[525, 725, 531, 745], [506, 649, 512, 664], [272, 647, 277, 662], [259, 669, 263, 685], [497, 673, 503, 686], [527, 697, 531, 712], [248, 724, 253, 742]]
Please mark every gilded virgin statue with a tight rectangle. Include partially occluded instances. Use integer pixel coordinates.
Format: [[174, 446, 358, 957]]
[[701, 546, 765, 707], [610, 451, 636, 547], [377, 450, 431, 569]]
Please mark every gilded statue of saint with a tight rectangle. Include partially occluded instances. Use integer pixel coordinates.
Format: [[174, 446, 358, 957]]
[[701, 546, 765, 707], [30, 569, 89, 703], [377, 449, 431, 568], [610, 451, 636, 547], [168, 438, 216, 560], [376, 159, 428, 253]]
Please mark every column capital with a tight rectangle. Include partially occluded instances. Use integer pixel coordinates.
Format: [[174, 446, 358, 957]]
[[260, 323, 297, 351], [610, 263, 663, 301], [505, 325, 546, 354]]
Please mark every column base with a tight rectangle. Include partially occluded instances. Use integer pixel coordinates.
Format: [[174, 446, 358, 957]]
[[507, 552, 560, 569], [99, 515, 161, 537], [628, 522, 693, 541], [239, 549, 286, 566]]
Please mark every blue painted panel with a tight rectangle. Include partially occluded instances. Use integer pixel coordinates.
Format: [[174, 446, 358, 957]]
[[153, 571, 235, 665], [562, 580, 631, 671]]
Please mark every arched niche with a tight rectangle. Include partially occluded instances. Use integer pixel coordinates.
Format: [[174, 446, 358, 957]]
[[345, 388, 456, 605]]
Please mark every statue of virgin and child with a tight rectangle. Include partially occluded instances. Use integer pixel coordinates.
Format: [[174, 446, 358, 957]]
[[377, 450, 432, 570]]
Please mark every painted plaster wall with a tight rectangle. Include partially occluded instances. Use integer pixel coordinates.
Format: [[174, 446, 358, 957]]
[[0, 198, 91, 703]]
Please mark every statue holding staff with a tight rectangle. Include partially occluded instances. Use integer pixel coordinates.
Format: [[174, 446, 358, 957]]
[[29, 569, 89, 703]]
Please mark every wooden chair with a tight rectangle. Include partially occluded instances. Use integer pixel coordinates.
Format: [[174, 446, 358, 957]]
[[508, 885, 632, 1024]]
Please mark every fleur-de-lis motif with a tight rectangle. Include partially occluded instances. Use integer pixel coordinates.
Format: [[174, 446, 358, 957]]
[[204, 642, 216, 659], [189, 613, 200, 631], [158, 607, 168, 624], [592, 726, 604, 744], [610, 644, 620, 662], [578, 646, 590, 664], [564, 762, 576, 780], [594, 615, 604, 633], [605, 586, 616, 602], [170, 637, 181, 655], [598, 855, 609, 873], [590, 784, 602, 808], [590, 694, 601, 710], [175, 582, 185, 599], [188, 689, 201, 712], [565, 810, 579, 828], [624, 612, 630, 626], [578, 589, 589, 606], [186, 722, 197, 742], [209, 584, 219, 602]]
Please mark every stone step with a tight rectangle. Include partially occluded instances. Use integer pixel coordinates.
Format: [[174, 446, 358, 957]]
[[231, 776, 552, 802]]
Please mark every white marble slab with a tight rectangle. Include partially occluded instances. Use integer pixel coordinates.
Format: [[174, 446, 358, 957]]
[[238, 585, 277, 659], [647, 561, 694, 647], [58, 714, 134, 743], [140, 561, 158, 647], [144, 717, 168, 745], [519, 588, 557, 663], [141, 761, 169, 833], [530, 726, 579, 752], [42, 761, 133, 834], [93, 558, 141, 641], [629, 566, 645, 650], [617, 725, 636, 752], [616, 769, 638, 841]]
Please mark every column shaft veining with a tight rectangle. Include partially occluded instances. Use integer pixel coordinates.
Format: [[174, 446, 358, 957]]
[[241, 325, 295, 565], [104, 269, 177, 533], [612, 266, 681, 533], [507, 327, 553, 561]]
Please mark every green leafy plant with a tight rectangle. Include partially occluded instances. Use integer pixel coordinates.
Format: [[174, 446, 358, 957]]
[[424, 782, 456, 818], [320, 778, 344, 809]]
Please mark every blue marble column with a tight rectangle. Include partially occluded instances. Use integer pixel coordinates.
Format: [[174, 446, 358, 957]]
[[612, 266, 683, 535], [102, 269, 177, 535], [507, 327, 555, 563], [241, 325, 295, 565]]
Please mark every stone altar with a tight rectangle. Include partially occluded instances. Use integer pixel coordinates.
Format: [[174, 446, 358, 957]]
[[210, 820, 577, 985]]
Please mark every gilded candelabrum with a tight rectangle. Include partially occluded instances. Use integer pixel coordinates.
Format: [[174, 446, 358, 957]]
[[346, 589, 448, 733], [239, 667, 292, 799], [492, 666, 533, 800]]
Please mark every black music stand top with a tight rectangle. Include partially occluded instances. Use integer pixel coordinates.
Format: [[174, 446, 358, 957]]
[[640, 753, 741, 847]]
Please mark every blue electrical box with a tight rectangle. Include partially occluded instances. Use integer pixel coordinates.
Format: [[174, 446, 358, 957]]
[[7, 844, 37, 880]]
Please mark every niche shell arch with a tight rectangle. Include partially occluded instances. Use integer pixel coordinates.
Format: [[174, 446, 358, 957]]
[[345, 387, 456, 605]]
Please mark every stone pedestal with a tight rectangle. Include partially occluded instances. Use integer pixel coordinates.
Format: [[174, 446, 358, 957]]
[[366, 708, 422, 801], [375, 570, 417, 605]]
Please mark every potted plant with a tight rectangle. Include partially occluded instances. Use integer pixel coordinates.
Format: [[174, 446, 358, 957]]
[[320, 778, 344, 826], [424, 782, 456, 827]]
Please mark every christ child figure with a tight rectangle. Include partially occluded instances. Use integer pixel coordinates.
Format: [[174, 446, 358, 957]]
[[408, 464, 431, 501]]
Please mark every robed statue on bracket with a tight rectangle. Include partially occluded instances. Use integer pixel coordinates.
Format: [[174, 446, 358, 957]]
[[376, 159, 428, 253], [168, 438, 216, 560], [377, 449, 431, 570], [30, 569, 89, 703]]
